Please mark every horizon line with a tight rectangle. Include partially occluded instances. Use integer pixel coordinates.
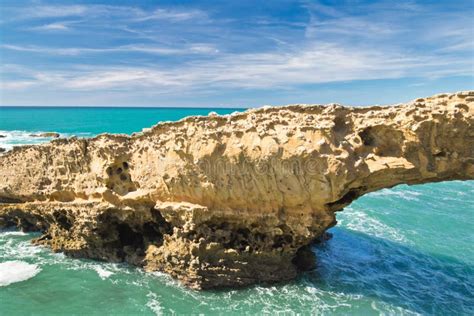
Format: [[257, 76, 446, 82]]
[[0, 105, 250, 109]]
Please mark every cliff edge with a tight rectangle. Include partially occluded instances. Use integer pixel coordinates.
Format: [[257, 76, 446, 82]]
[[1, 91, 473, 289]]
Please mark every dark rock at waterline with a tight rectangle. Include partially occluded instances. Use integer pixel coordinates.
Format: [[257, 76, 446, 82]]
[[314, 232, 333, 244], [0, 135, 6, 138], [292, 246, 317, 271], [30, 132, 60, 138], [0, 148, 6, 153]]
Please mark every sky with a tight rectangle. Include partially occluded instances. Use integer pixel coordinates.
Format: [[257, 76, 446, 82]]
[[0, 0, 473, 107]]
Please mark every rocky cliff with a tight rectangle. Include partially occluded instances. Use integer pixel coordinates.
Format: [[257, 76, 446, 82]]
[[1, 91, 473, 289]]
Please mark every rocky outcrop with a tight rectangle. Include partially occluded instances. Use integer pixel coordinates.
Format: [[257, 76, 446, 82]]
[[0, 92, 473, 289], [29, 132, 61, 138]]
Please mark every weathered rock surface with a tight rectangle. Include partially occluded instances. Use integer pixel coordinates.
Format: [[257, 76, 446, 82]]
[[1, 91, 473, 289]]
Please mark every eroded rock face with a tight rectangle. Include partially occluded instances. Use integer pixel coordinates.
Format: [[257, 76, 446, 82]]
[[1, 91, 473, 289]]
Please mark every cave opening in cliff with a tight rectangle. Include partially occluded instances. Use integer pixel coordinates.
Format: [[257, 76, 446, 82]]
[[326, 187, 367, 210], [97, 209, 172, 264], [292, 245, 316, 271], [116, 223, 144, 249]]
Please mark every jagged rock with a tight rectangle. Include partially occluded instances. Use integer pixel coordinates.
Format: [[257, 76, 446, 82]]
[[0, 148, 5, 153], [30, 132, 60, 138], [0, 91, 473, 289]]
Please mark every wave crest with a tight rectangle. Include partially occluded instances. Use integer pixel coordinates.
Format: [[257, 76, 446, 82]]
[[0, 261, 41, 286]]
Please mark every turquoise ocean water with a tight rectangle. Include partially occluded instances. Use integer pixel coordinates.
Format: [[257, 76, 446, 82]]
[[0, 107, 473, 315]]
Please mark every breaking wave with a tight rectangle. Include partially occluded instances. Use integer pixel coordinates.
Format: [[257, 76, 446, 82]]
[[0, 130, 93, 151], [0, 261, 41, 287]]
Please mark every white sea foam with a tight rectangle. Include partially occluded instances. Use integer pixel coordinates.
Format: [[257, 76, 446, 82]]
[[148, 270, 181, 288], [368, 188, 421, 201], [338, 207, 409, 243], [146, 292, 164, 315], [0, 239, 43, 260], [0, 130, 92, 151], [250, 283, 365, 314], [0, 231, 27, 237], [62, 260, 128, 280], [0, 130, 58, 151], [0, 232, 125, 281], [370, 300, 421, 315], [0, 261, 41, 286], [93, 266, 114, 279]]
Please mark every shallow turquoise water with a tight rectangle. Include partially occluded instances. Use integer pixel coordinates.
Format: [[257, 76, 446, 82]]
[[0, 107, 473, 315], [0, 107, 240, 150]]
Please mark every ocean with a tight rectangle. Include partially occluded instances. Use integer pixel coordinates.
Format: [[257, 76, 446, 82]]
[[0, 107, 473, 315]]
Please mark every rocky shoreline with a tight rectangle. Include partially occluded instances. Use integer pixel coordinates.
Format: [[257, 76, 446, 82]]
[[0, 91, 473, 289]]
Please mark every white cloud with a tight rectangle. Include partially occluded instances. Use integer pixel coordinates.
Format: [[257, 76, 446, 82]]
[[2, 40, 471, 92], [30, 23, 70, 31], [20, 5, 89, 18], [1, 43, 219, 56], [13, 4, 207, 22], [133, 8, 208, 22], [1, 80, 36, 90], [2, 44, 88, 56], [63, 69, 182, 89]]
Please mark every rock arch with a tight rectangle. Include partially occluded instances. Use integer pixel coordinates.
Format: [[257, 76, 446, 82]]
[[0, 91, 473, 289]]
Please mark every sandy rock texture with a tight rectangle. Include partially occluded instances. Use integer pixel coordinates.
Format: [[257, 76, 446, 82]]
[[1, 91, 473, 289]]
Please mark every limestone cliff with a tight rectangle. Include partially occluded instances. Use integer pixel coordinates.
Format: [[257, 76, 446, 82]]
[[1, 91, 473, 289]]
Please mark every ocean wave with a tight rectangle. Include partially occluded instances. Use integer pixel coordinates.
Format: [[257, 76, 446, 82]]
[[62, 260, 130, 281], [0, 231, 127, 281], [371, 301, 421, 316], [368, 188, 421, 201], [0, 130, 93, 151], [0, 239, 43, 260], [0, 261, 41, 287], [337, 207, 409, 243], [201, 281, 416, 315], [0, 230, 27, 237]]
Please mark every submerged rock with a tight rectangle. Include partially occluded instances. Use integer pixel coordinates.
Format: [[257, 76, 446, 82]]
[[0, 91, 473, 289]]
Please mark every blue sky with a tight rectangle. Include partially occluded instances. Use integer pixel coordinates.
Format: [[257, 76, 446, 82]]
[[0, 0, 473, 107]]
